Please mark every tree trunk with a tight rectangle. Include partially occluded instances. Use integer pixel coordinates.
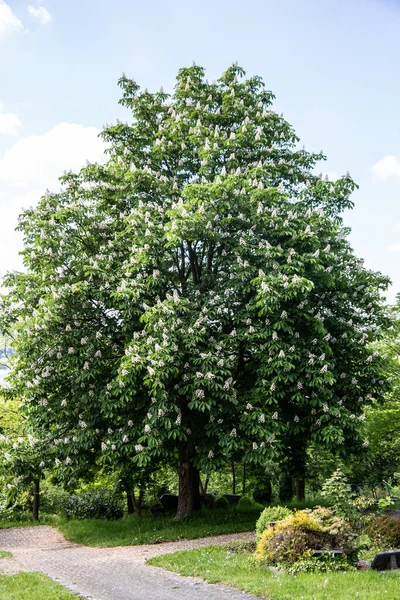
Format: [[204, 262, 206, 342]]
[[32, 478, 40, 522], [126, 490, 134, 515], [176, 444, 201, 518], [232, 462, 236, 494], [295, 477, 305, 501], [242, 461, 246, 495], [279, 474, 293, 503], [199, 475, 210, 495], [133, 489, 144, 517]]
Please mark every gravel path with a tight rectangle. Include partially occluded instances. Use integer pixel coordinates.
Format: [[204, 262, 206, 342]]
[[0, 526, 262, 600]]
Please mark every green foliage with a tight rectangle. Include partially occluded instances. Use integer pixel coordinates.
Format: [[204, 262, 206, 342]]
[[365, 516, 400, 549], [320, 468, 356, 519], [225, 538, 256, 554], [0, 63, 392, 512], [255, 505, 291, 537], [283, 553, 355, 574], [214, 496, 230, 509], [63, 488, 124, 520], [39, 481, 70, 515], [348, 299, 400, 484], [236, 495, 254, 510], [286, 495, 330, 510]]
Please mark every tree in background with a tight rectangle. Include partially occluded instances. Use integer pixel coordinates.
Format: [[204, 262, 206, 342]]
[[348, 296, 400, 485], [0, 64, 391, 517]]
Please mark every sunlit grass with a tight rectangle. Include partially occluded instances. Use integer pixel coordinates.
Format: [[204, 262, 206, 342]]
[[149, 545, 400, 600], [0, 572, 81, 600], [57, 507, 261, 547]]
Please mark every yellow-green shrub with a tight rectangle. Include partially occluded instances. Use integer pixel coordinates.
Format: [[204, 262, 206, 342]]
[[254, 508, 355, 565]]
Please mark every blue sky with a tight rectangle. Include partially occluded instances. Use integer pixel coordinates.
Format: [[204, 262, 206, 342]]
[[0, 0, 399, 301]]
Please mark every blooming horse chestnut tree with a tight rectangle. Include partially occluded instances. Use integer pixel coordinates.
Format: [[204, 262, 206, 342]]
[[0, 64, 391, 517]]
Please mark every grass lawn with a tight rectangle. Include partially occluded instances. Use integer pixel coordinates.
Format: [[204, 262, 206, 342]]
[[0, 514, 59, 530], [0, 551, 12, 559], [57, 507, 262, 547], [0, 572, 81, 600], [148, 545, 400, 600]]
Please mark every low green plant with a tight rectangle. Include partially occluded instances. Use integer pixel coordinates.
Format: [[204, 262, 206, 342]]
[[255, 505, 292, 538], [40, 481, 70, 515], [236, 496, 254, 510], [0, 550, 12, 558], [320, 468, 356, 520], [365, 516, 400, 549], [225, 538, 256, 554], [214, 496, 230, 509], [283, 552, 355, 574], [63, 488, 123, 520]]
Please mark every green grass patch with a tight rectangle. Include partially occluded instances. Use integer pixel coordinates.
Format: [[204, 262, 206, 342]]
[[0, 551, 12, 559], [286, 496, 330, 510], [0, 514, 60, 530], [58, 507, 262, 547], [0, 572, 81, 599], [149, 545, 400, 600]]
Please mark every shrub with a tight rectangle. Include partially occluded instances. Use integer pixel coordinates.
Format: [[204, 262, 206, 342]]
[[40, 482, 70, 515], [255, 508, 356, 565], [284, 553, 355, 574], [63, 488, 124, 520], [201, 493, 216, 508], [237, 496, 254, 510], [214, 496, 230, 509], [320, 468, 356, 520], [365, 516, 400, 549], [253, 482, 272, 505], [255, 505, 292, 538]]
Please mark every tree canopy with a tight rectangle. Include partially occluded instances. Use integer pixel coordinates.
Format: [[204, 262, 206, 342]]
[[0, 64, 391, 516]]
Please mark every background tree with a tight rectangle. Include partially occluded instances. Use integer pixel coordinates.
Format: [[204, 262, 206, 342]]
[[0, 64, 391, 517], [347, 296, 400, 484]]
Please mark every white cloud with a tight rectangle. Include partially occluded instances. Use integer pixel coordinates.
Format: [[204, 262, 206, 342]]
[[0, 104, 22, 136], [0, 122, 106, 188], [0, 123, 106, 278], [387, 242, 400, 253], [372, 155, 400, 180], [0, 0, 23, 36], [28, 5, 52, 25]]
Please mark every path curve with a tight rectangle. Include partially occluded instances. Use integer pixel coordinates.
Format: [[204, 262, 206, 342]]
[[0, 526, 262, 600]]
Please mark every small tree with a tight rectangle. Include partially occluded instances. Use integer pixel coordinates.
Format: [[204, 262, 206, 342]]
[[0, 64, 391, 517], [0, 434, 47, 521]]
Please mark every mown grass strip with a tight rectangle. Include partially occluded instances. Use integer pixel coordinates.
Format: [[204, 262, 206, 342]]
[[0, 572, 81, 600], [57, 507, 261, 547], [149, 545, 400, 600]]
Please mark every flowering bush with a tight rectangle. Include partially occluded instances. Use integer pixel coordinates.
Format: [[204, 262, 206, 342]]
[[254, 508, 356, 565]]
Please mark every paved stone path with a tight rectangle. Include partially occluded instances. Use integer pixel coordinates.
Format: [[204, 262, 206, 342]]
[[0, 526, 262, 600]]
